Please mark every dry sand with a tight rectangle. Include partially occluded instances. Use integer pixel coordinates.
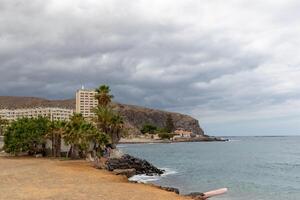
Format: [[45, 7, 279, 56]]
[[0, 157, 189, 200]]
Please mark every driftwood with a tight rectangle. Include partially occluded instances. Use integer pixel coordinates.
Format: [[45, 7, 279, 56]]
[[203, 188, 228, 199], [188, 188, 228, 200]]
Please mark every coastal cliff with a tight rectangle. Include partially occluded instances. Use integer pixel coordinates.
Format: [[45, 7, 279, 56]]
[[114, 103, 204, 136], [0, 96, 205, 136]]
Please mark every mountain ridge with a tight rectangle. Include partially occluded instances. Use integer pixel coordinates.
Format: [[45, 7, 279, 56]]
[[0, 96, 205, 135]]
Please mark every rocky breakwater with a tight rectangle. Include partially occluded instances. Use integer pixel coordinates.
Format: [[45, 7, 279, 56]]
[[106, 154, 164, 177]]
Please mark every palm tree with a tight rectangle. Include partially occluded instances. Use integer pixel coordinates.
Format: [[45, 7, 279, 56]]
[[64, 114, 87, 159], [95, 85, 114, 106], [63, 113, 106, 159], [47, 120, 66, 157], [93, 106, 123, 148]]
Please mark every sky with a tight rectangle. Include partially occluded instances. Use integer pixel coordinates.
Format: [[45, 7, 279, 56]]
[[1, 0, 300, 136]]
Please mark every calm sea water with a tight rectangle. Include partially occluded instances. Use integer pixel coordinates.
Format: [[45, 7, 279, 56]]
[[118, 136, 300, 200]]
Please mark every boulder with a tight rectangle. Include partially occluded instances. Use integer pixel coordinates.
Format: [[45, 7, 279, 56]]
[[106, 154, 164, 176], [159, 186, 180, 194], [186, 192, 206, 200], [113, 169, 136, 178]]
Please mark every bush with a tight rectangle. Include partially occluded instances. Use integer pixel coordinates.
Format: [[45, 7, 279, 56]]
[[4, 117, 50, 155], [141, 124, 158, 134], [158, 132, 174, 140]]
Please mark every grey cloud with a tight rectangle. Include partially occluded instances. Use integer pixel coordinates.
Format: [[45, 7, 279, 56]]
[[1, 0, 300, 135]]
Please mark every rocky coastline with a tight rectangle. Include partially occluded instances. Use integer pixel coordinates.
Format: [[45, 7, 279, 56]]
[[100, 153, 208, 199], [119, 136, 228, 144]]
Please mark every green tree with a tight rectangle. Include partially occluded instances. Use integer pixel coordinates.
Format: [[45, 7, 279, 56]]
[[158, 132, 174, 140], [63, 113, 109, 159], [4, 117, 50, 155], [165, 114, 175, 133], [47, 120, 67, 157], [141, 124, 158, 134], [95, 85, 114, 106], [64, 114, 91, 159], [93, 84, 124, 149], [93, 106, 123, 148], [0, 117, 9, 136]]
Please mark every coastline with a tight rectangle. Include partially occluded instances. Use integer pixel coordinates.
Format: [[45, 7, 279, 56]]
[[0, 156, 189, 200], [119, 136, 228, 144]]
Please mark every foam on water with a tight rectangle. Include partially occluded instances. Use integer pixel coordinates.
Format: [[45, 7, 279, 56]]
[[129, 168, 178, 183]]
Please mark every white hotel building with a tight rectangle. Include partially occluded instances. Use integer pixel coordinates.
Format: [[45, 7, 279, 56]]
[[0, 107, 74, 122], [75, 89, 98, 118], [0, 88, 98, 122]]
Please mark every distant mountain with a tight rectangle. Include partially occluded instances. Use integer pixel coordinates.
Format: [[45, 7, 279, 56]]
[[0, 96, 205, 135], [0, 96, 75, 109]]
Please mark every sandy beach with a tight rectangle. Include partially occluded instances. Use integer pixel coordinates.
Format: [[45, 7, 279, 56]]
[[0, 157, 189, 200]]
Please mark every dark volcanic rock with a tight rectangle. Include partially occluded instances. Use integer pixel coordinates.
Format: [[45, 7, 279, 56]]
[[106, 154, 164, 176], [159, 186, 180, 194], [186, 192, 206, 200]]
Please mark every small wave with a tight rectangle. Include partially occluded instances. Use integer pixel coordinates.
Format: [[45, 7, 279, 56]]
[[128, 168, 178, 183], [227, 139, 240, 142], [128, 174, 161, 183], [161, 168, 178, 176]]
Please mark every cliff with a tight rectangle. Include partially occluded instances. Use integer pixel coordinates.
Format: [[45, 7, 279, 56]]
[[114, 103, 204, 135], [0, 96, 205, 135]]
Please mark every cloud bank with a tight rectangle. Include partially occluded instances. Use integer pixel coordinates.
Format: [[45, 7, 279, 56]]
[[1, 0, 300, 135]]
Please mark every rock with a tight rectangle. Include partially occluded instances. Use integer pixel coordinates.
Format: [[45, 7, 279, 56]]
[[159, 186, 180, 194], [106, 154, 164, 176], [186, 192, 206, 200], [113, 169, 136, 178]]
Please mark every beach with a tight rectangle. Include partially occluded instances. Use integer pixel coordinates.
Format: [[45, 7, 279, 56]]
[[0, 157, 188, 200]]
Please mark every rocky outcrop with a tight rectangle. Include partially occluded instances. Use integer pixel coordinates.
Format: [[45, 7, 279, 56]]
[[0, 96, 205, 136], [114, 103, 205, 136], [106, 154, 164, 176]]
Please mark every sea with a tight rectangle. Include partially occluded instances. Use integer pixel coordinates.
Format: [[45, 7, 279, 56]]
[[118, 136, 300, 200]]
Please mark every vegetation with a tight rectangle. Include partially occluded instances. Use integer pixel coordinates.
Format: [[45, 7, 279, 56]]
[[3, 84, 125, 158], [94, 84, 124, 148], [4, 117, 50, 155], [158, 132, 175, 140], [95, 85, 114, 106], [141, 124, 158, 134], [165, 114, 175, 133], [0, 116, 9, 136], [47, 120, 66, 157]]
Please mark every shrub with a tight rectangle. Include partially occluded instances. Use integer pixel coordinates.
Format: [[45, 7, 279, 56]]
[[141, 124, 158, 134], [4, 117, 50, 155], [158, 132, 175, 140]]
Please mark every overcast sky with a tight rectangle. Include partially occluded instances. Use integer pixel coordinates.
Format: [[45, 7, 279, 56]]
[[1, 0, 300, 136]]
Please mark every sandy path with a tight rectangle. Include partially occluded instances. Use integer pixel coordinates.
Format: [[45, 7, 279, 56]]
[[0, 157, 189, 200]]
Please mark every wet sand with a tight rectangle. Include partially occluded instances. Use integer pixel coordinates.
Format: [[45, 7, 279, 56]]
[[0, 157, 189, 200]]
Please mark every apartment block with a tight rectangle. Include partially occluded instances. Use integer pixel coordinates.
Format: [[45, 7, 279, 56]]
[[0, 107, 74, 122], [75, 89, 98, 118]]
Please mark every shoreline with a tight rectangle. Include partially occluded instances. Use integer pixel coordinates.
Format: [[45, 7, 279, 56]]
[[0, 156, 190, 200], [119, 136, 228, 144]]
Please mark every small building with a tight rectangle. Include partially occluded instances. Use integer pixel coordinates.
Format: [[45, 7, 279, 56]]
[[173, 128, 194, 140]]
